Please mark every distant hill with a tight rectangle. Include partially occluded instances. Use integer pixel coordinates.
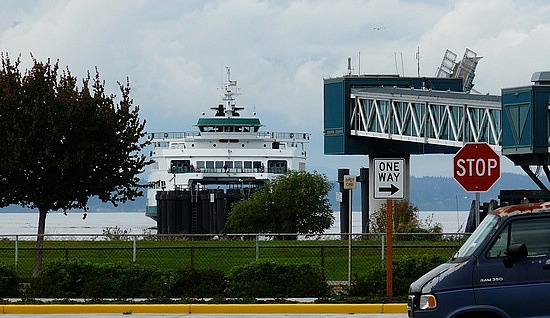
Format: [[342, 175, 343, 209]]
[[329, 172, 546, 211], [412, 172, 544, 210], [0, 196, 146, 213], [1, 172, 546, 213]]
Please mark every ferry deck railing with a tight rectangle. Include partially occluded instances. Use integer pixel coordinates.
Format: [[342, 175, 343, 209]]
[[148, 131, 310, 142]]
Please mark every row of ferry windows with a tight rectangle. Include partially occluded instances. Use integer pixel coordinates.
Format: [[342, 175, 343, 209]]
[[199, 126, 260, 133], [169, 159, 288, 173], [198, 160, 263, 170]]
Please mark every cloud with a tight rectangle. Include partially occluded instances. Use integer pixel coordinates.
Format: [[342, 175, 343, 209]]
[[0, 0, 547, 179], [419, 0, 550, 93]]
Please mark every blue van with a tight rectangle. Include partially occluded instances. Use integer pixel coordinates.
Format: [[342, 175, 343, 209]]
[[408, 202, 550, 318]]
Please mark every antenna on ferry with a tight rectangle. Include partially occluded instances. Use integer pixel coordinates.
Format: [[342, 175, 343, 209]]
[[416, 46, 421, 77], [221, 66, 241, 118], [358, 51, 361, 75]]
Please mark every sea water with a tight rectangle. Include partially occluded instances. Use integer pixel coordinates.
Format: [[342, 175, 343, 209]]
[[0, 210, 469, 236], [329, 211, 469, 234], [0, 212, 156, 236]]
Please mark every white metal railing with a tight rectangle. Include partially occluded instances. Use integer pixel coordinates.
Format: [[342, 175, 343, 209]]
[[148, 131, 310, 142]]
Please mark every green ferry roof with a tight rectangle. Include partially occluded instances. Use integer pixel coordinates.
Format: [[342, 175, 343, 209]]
[[196, 117, 262, 127]]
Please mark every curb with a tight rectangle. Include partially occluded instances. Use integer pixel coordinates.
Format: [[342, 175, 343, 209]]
[[1, 303, 408, 314]]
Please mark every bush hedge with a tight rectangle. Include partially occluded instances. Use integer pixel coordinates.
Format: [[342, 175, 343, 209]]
[[349, 254, 447, 299], [2, 256, 443, 300], [0, 263, 18, 297], [29, 259, 167, 298], [227, 260, 329, 298], [26, 259, 327, 299], [168, 268, 227, 298]]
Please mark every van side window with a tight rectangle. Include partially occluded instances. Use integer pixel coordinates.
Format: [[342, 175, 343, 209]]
[[487, 224, 509, 258], [510, 217, 550, 256], [487, 217, 550, 258]]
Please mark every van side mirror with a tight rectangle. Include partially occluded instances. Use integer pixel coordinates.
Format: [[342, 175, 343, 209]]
[[503, 243, 528, 268]]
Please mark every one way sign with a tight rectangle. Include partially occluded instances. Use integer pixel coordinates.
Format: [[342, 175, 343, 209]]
[[374, 158, 405, 199]]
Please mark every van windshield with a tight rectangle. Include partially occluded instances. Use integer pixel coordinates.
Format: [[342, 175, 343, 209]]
[[453, 214, 499, 259]]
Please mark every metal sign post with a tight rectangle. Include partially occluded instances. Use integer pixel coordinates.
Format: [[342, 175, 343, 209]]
[[373, 159, 405, 300], [475, 192, 480, 227], [386, 198, 393, 299], [343, 175, 356, 287]]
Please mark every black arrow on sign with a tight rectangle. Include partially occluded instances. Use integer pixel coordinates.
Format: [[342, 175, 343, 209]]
[[379, 184, 399, 195]]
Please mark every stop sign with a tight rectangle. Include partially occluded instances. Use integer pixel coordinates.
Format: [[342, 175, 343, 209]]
[[454, 143, 500, 192]]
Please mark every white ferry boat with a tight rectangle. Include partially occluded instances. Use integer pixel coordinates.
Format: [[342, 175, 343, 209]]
[[146, 68, 309, 232]]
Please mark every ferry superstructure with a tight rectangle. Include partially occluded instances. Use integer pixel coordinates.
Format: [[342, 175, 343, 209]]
[[146, 68, 310, 227]]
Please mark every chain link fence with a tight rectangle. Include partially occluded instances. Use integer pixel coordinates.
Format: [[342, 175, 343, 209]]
[[0, 232, 468, 281]]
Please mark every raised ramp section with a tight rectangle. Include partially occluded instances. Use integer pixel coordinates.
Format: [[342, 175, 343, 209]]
[[349, 86, 501, 150]]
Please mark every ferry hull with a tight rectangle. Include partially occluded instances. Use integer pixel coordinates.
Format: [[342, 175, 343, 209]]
[[155, 188, 252, 234]]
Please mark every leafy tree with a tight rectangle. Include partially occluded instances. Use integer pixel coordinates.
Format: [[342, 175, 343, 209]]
[[228, 170, 334, 237], [370, 200, 442, 233], [0, 54, 150, 276]]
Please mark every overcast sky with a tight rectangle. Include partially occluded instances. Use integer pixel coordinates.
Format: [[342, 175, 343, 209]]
[[2, 0, 549, 180]]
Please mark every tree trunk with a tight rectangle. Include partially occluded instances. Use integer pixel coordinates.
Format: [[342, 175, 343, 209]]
[[32, 208, 48, 278]]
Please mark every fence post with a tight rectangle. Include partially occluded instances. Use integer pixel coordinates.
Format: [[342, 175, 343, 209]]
[[132, 235, 137, 263], [255, 235, 259, 260], [14, 235, 18, 271]]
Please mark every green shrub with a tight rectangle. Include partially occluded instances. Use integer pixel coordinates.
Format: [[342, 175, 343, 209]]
[[227, 260, 328, 298], [350, 254, 446, 298], [392, 254, 447, 296], [349, 262, 386, 298], [30, 259, 93, 298], [168, 268, 226, 298], [94, 263, 164, 299], [0, 263, 19, 297], [29, 259, 164, 299], [30, 260, 227, 299]]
